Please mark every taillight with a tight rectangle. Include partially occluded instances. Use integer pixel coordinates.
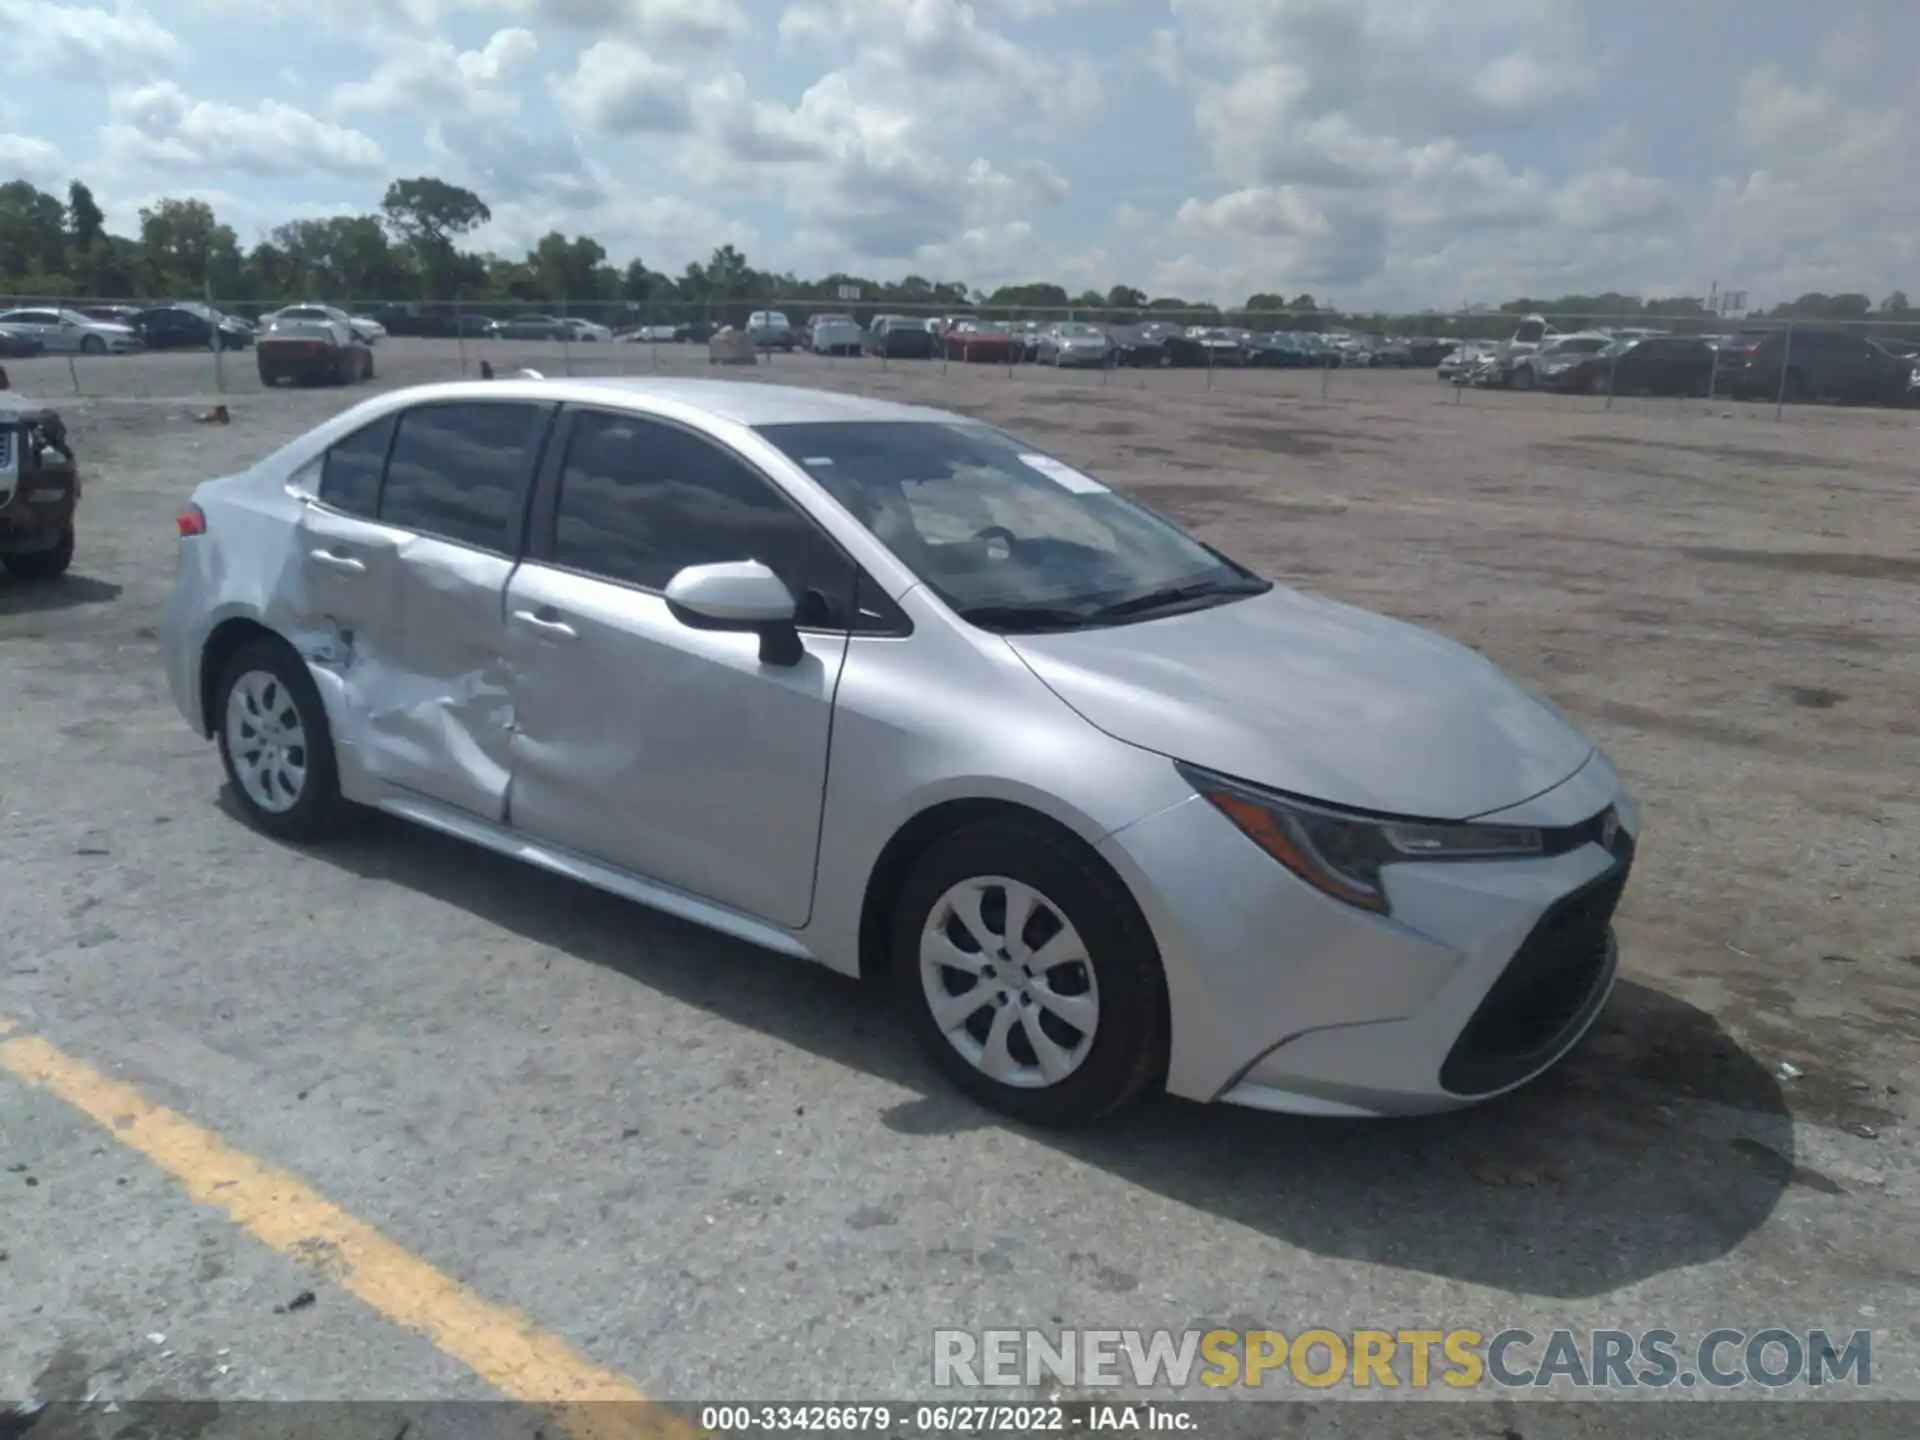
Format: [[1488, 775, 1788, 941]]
[[177, 504, 206, 537]]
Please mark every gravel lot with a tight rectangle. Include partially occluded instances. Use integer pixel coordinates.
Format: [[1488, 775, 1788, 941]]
[[3, 340, 1915, 1423]]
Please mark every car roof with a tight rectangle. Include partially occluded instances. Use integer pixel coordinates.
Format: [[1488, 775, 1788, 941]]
[[383, 377, 966, 428]]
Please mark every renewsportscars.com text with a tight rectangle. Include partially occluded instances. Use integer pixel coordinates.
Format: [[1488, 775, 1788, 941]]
[[932, 1327, 1873, 1391]]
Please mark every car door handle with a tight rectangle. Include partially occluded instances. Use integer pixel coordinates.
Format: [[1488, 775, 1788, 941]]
[[309, 549, 366, 573], [513, 608, 578, 640]]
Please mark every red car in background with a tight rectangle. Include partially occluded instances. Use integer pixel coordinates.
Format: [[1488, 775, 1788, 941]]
[[943, 320, 1021, 363], [256, 317, 375, 387]]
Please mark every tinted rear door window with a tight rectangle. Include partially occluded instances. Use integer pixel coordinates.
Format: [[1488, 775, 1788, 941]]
[[318, 413, 396, 519], [379, 402, 550, 553]]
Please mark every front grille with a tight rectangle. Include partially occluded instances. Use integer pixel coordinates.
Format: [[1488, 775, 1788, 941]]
[[1440, 833, 1634, 1096]]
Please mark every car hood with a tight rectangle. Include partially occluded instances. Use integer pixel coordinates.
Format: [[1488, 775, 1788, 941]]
[[1006, 587, 1594, 820]]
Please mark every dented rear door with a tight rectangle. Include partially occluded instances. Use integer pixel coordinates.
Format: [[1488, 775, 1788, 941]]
[[295, 399, 554, 821]]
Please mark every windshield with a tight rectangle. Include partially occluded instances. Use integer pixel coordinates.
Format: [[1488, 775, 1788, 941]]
[[756, 420, 1268, 630], [1056, 323, 1101, 338]]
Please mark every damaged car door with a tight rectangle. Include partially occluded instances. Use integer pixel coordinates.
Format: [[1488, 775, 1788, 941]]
[[502, 407, 851, 928], [292, 399, 555, 819]]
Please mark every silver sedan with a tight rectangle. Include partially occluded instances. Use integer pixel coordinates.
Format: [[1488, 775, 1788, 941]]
[[1036, 322, 1114, 367], [160, 379, 1639, 1127], [0, 307, 143, 354]]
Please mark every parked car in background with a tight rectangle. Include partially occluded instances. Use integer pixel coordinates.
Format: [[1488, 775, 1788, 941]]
[[0, 391, 78, 580], [943, 320, 1021, 364], [1436, 341, 1490, 382], [1717, 328, 1915, 405], [0, 325, 44, 358], [366, 305, 494, 338], [807, 314, 865, 356], [562, 318, 614, 343], [622, 324, 681, 343], [0, 307, 142, 354], [261, 304, 383, 345], [1406, 339, 1457, 367], [489, 314, 570, 341], [81, 305, 142, 327], [746, 311, 797, 350], [1498, 333, 1613, 391], [1547, 336, 1720, 397], [132, 303, 254, 351], [1164, 328, 1245, 367], [1243, 333, 1313, 367], [1110, 322, 1173, 367], [1011, 320, 1046, 361], [1035, 321, 1113, 368], [351, 315, 389, 342], [674, 320, 716, 344], [256, 317, 374, 386], [865, 314, 937, 359], [160, 376, 1643, 1127]]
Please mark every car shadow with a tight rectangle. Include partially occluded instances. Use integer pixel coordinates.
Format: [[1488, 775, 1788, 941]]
[[299, 807, 1796, 1300], [0, 573, 121, 615]]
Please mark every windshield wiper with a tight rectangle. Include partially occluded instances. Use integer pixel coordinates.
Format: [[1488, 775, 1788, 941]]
[[1090, 578, 1268, 621], [954, 604, 1093, 633]]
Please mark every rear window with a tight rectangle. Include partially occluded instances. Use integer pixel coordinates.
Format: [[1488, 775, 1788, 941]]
[[380, 403, 550, 553], [270, 321, 336, 339], [318, 414, 395, 519]]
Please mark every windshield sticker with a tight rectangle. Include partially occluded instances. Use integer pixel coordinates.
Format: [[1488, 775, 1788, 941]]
[[1019, 454, 1108, 494]]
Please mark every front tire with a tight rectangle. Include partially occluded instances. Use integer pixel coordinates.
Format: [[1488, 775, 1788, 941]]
[[892, 820, 1168, 1127], [3, 527, 73, 580], [80, 335, 105, 356], [214, 638, 353, 842]]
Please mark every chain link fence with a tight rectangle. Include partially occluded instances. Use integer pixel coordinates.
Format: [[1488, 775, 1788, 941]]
[[3, 293, 1917, 418]]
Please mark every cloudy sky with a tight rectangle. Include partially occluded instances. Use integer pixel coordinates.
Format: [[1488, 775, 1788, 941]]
[[2, 0, 1916, 307]]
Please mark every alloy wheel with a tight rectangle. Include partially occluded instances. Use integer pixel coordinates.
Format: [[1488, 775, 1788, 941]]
[[224, 669, 309, 813], [918, 876, 1100, 1089]]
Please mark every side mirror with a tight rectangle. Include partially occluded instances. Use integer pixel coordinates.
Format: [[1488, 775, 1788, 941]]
[[663, 560, 804, 666]]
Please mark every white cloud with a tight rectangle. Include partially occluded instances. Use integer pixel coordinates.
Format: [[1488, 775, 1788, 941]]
[[0, 0, 182, 79], [11, 2, 1917, 308], [101, 82, 386, 178], [331, 27, 537, 119], [0, 133, 64, 186], [778, 0, 1102, 121], [551, 39, 695, 135], [535, 0, 748, 48]]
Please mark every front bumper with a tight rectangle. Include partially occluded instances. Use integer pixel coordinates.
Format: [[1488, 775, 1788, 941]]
[[1098, 750, 1639, 1116]]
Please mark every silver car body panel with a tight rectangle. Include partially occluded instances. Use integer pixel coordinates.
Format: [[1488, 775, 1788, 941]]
[[1006, 588, 1594, 820], [161, 377, 1635, 1117], [502, 563, 847, 929]]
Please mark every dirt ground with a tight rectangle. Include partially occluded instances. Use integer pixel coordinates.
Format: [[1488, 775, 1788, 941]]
[[1, 340, 1914, 1421]]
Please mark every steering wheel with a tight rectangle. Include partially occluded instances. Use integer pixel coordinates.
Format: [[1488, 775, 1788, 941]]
[[972, 525, 1018, 560]]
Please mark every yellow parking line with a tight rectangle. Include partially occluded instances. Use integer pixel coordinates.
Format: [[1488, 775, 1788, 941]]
[[0, 1017, 698, 1440]]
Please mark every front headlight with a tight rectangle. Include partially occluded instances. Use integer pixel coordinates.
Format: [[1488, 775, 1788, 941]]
[[1177, 763, 1543, 914]]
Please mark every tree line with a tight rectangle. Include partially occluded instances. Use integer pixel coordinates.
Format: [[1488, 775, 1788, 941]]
[[1, 173, 1915, 337]]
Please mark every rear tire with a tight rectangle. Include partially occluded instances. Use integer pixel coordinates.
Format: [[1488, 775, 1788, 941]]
[[213, 637, 354, 843], [892, 820, 1168, 1127], [3, 527, 74, 580]]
